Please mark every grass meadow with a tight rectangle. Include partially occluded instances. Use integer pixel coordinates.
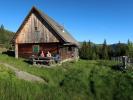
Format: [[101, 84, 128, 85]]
[[0, 54, 133, 100]]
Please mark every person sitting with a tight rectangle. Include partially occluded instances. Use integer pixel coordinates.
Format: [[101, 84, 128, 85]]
[[40, 50, 45, 58], [54, 53, 61, 63], [46, 51, 51, 57]]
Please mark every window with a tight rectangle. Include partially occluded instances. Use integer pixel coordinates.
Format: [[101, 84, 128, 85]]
[[33, 45, 40, 53], [68, 47, 72, 51]]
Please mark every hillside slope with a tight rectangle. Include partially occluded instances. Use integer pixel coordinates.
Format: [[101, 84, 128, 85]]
[[0, 25, 14, 48]]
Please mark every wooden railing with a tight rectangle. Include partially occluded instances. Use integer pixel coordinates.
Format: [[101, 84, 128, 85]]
[[111, 56, 133, 63], [111, 56, 133, 69]]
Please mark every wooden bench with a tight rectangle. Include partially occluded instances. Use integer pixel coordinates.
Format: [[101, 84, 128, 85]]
[[29, 56, 55, 66]]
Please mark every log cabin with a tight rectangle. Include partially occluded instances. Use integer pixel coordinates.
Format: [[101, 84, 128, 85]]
[[11, 6, 79, 61]]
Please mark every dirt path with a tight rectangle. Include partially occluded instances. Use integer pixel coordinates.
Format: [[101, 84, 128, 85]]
[[0, 62, 46, 83]]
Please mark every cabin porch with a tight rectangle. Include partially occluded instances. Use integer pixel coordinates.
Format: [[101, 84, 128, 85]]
[[15, 43, 79, 61]]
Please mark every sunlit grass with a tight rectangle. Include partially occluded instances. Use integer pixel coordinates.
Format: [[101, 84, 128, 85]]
[[0, 54, 133, 100]]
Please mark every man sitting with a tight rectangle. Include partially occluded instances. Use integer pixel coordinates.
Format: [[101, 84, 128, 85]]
[[54, 53, 61, 63]]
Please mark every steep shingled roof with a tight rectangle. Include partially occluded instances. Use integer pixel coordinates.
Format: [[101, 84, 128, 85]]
[[11, 7, 79, 47]]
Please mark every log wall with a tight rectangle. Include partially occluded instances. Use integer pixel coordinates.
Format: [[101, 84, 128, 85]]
[[17, 43, 79, 60], [59, 46, 79, 60], [18, 43, 59, 58]]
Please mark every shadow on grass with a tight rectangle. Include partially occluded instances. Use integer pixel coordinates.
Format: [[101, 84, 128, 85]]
[[23, 60, 33, 65], [111, 64, 126, 72], [2, 50, 15, 57]]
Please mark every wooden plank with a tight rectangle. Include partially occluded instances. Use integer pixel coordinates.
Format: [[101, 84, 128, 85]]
[[15, 43, 18, 59], [16, 13, 59, 44]]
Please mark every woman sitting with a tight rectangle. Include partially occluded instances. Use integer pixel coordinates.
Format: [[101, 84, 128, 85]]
[[40, 50, 45, 58], [46, 51, 52, 57]]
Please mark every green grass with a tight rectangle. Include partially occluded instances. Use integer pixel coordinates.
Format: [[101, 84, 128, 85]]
[[0, 54, 133, 100]]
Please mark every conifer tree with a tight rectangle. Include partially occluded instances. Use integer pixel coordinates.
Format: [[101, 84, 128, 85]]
[[101, 39, 109, 59], [127, 39, 133, 57], [0, 24, 4, 30], [79, 41, 90, 59]]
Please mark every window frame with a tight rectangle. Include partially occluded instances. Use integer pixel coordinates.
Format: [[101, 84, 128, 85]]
[[32, 45, 40, 53]]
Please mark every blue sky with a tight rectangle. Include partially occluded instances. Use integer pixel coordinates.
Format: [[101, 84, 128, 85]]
[[0, 0, 133, 44]]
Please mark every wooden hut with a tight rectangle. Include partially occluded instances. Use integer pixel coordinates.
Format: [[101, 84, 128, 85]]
[[11, 7, 79, 61]]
